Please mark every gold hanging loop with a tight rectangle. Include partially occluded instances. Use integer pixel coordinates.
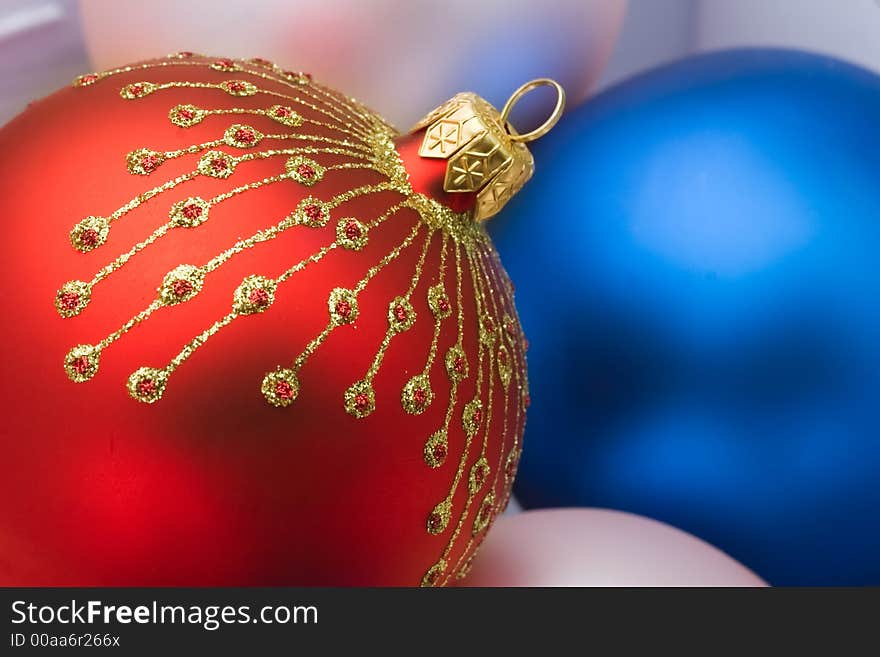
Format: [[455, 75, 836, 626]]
[[500, 78, 566, 143]]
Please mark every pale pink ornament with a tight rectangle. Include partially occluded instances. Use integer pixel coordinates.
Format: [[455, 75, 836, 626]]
[[461, 509, 767, 587]]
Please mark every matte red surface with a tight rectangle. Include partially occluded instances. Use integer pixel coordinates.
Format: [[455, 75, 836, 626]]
[[395, 131, 477, 213], [0, 58, 524, 585]]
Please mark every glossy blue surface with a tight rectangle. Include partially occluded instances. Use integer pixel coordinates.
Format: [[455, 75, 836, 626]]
[[493, 49, 880, 585]]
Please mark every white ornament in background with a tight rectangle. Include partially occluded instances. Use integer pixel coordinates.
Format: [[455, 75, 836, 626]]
[[0, 0, 90, 125], [597, 0, 695, 89], [696, 0, 880, 73], [464, 508, 767, 587], [77, 0, 626, 129], [0, 1, 62, 40], [502, 495, 522, 516]]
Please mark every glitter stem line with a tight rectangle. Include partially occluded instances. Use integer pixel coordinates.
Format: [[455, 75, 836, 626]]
[[291, 220, 422, 373], [360, 231, 436, 385]]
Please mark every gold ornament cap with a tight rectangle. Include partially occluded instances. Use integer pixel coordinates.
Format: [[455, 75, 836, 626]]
[[411, 79, 565, 222]]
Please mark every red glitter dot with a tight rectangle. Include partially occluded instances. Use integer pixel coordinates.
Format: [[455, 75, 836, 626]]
[[428, 512, 443, 531], [354, 392, 370, 411], [129, 83, 145, 96], [137, 379, 156, 397], [505, 458, 518, 478], [432, 442, 447, 462], [252, 57, 271, 66], [227, 81, 246, 92], [303, 204, 322, 222], [453, 356, 465, 374], [274, 106, 292, 117], [59, 292, 80, 310], [499, 350, 508, 365], [505, 318, 516, 335], [234, 127, 255, 144], [210, 157, 229, 173], [473, 408, 483, 425], [335, 300, 352, 318], [479, 503, 492, 522], [171, 279, 194, 297], [523, 338, 530, 351], [248, 288, 270, 307], [474, 466, 486, 485], [140, 154, 161, 173], [182, 204, 203, 220], [70, 356, 91, 375], [178, 51, 194, 57], [178, 107, 195, 119], [296, 163, 315, 179], [274, 380, 295, 401], [437, 297, 450, 313], [523, 393, 531, 408], [412, 387, 428, 406], [343, 219, 362, 240], [484, 316, 495, 332], [214, 58, 234, 69], [79, 74, 98, 85], [393, 304, 408, 323], [80, 229, 100, 248], [425, 570, 440, 585]]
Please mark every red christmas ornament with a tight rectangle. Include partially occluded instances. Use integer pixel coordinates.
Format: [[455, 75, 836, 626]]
[[0, 54, 562, 585]]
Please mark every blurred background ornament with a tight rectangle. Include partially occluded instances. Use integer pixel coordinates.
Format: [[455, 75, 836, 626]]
[[0, 0, 89, 121], [494, 49, 880, 586], [596, 0, 694, 89], [77, 0, 627, 130], [461, 509, 765, 586], [696, 0, 880, 75]]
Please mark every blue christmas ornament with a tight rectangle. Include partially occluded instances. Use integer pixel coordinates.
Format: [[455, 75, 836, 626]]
[[493, 49, 880, 585]]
